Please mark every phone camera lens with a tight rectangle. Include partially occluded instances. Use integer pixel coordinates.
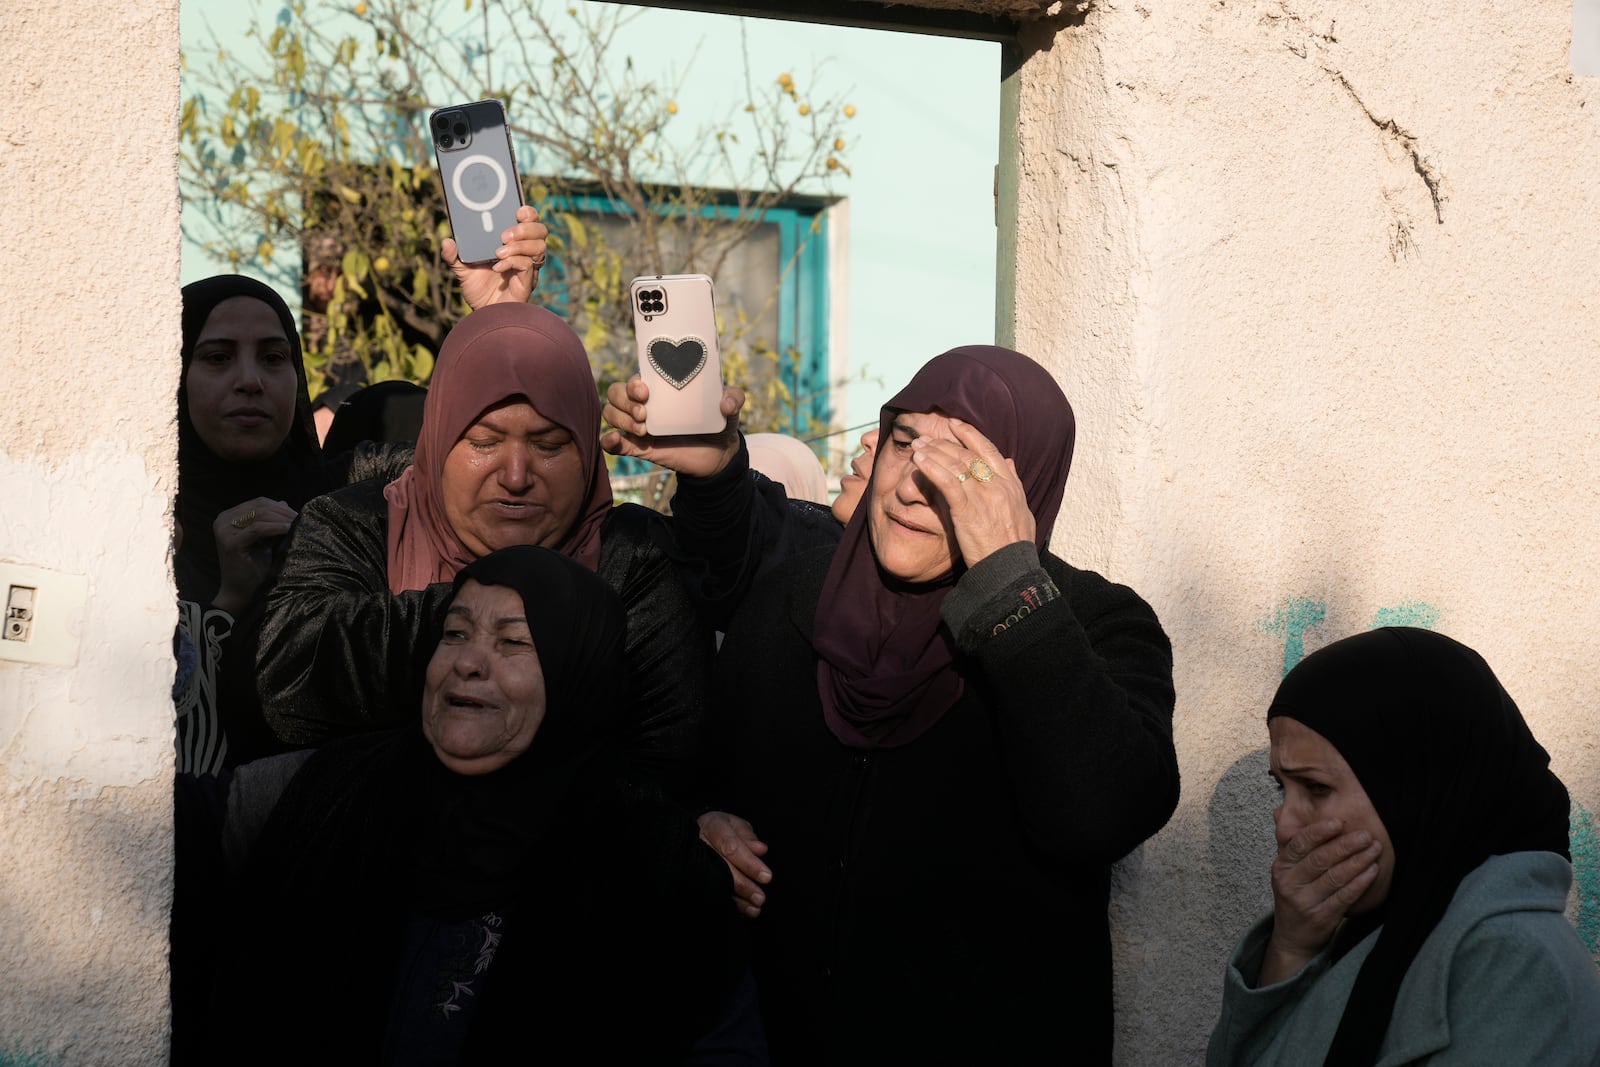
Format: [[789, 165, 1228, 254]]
[[433, 114, 449, 130], [439, 134, 454, 148], [453, 123, 467, 137]]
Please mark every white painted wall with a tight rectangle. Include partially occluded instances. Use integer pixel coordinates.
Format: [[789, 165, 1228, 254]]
[[1009, 1, 1600, 1060], [0, 5, 180, 1064]]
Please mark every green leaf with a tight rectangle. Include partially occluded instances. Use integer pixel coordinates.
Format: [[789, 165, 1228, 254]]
[[341, 249, 371, 284], [410, 345, 435, 382], [559, 212, 588, 249]]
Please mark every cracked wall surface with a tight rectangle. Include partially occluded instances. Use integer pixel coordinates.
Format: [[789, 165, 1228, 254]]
[[0, 4, 179, 1064], [1009, 1, 1600, 1061]]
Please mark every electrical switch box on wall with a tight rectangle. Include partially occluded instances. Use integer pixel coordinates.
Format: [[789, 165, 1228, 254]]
[[0, 562, 89, 667]]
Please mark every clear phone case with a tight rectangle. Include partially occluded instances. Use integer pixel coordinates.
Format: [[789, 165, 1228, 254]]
[[430, 100, 523, 265]]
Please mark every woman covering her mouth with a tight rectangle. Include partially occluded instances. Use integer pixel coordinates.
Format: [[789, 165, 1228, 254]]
[[1208, 627, 1600, 1067]]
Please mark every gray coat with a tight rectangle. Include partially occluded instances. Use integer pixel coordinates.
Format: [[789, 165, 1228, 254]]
[[1208, 851, 1600, 1067]]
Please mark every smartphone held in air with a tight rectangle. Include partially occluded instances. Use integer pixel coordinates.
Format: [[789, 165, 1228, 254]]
[[629, 274, 726, 436], [429, 99, 523, 265]]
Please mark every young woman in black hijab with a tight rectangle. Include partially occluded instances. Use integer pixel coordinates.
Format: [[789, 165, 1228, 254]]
[[1209, 627, 1600, 1066], [212, 545, 734, 1064], [172, 275, 329, 1066], [175, 274, 326, 773]]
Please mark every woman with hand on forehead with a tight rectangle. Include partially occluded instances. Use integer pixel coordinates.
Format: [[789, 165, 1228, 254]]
[[1209, 627, 1600, 1067], [697, 346, 1180, 1064]]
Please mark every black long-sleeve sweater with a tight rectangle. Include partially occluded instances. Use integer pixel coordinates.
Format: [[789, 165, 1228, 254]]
[[711, 543, 1180, 1066]]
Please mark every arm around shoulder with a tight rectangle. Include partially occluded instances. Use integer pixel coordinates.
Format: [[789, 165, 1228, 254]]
[[256, 483, 452, 744]]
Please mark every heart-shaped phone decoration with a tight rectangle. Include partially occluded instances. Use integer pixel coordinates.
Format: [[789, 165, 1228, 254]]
[[647, 336, 708, 390]]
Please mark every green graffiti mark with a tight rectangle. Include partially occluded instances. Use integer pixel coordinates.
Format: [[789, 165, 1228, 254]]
[[1372, 602, 1441, 629], [0, 1048, 59, 1067], [1256, 598, 1327, 677], [1571, 800, 1600, 958]]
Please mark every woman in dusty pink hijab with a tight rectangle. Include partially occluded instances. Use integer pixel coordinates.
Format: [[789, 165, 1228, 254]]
[[382, 304, 613, 589], [257, 302, 741, 797]]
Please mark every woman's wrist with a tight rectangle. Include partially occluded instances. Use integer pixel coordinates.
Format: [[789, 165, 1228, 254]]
[[210, 586, 248, 617], [1257, 932, 1319, 987]]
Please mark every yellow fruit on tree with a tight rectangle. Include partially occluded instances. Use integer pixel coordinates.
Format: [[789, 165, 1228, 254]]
[[833, 138, 846, 151], [373, 255, 390, 272], [843, 104, 857, 118], [666, 101, 678, 115], [354, 1, 367, 13], [798, 103, 810, 116]]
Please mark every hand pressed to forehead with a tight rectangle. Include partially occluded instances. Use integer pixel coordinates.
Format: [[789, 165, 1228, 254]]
[[867, 413, 1034, 579]]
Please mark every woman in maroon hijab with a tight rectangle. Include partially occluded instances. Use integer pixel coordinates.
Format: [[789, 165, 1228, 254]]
[[704, 346, 1181, 1065], [256, 302, 733, 797]]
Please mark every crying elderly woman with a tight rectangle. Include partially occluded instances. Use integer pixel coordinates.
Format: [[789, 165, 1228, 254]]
[[214, 546, 736, 1064]]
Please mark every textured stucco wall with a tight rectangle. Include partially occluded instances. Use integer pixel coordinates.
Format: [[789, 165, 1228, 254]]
[[4, 0, 1599, 1062], [1008, 1, 1600, 1061], [0, 5, 180, 1065]]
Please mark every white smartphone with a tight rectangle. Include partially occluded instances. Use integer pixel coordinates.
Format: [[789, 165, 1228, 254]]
[[629, 274, 726, 436], [429, 99, 524, 265]]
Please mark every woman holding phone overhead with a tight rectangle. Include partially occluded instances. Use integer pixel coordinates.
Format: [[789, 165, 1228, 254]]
[[257, 303, 736, 793], [180, 197, 539, 773], [674, 346, 1181, 1064], [256, 210, 755, 798]]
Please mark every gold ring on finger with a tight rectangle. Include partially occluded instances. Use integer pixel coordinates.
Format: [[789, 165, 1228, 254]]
[[968, 459, 995, 483], [231, 509, 257, 530], [955, 469, 970, 483]]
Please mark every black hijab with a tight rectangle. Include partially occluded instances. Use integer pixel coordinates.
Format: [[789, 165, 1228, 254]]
[[1267, 627, 1571, 1067], [813, 345, 1075, 749], [176, 275, 326, 603], [220, 548, 731, 1061], [410, 545, 631, 912], [321, 379, 428, 458], [254, 545, 630, 916]]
